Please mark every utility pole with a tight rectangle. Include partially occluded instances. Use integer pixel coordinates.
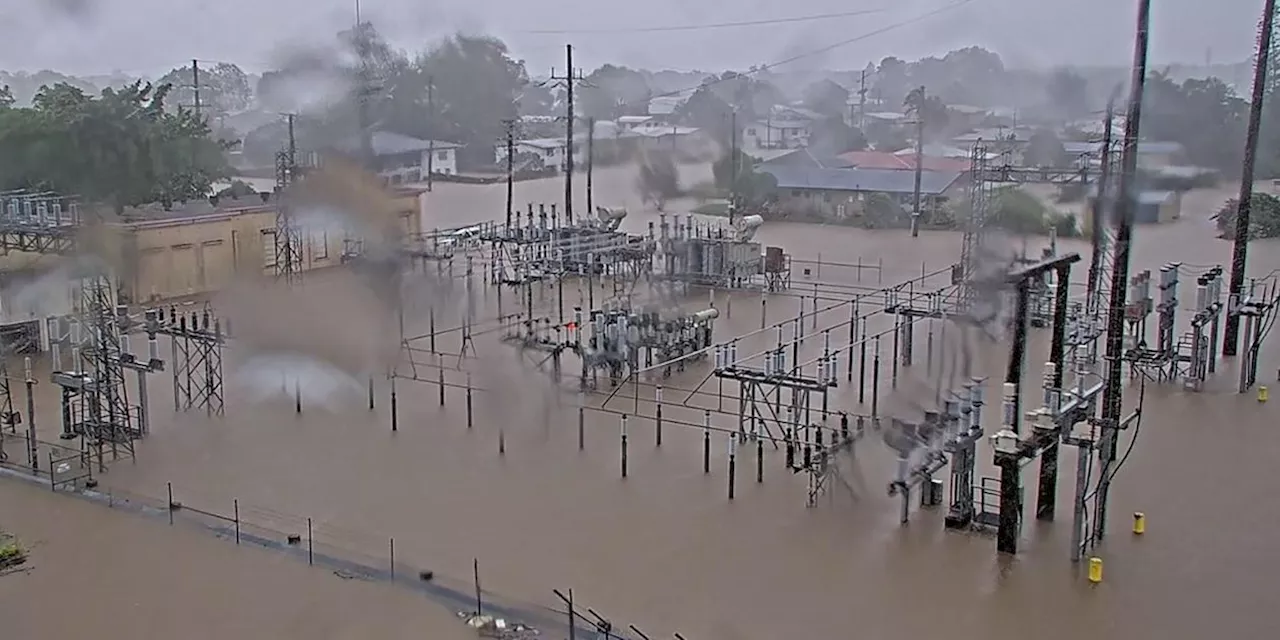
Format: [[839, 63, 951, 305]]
[[730, 109, 739, 222], [427, 76, 435, 192], [551, 45, 585, 224], [910, 86, 926, 238], [1095, 0, 1151, 544], [504, 119, 516, 227], [586, 116, 595, 216], [191, 59, 202, 121], [857, 69, 868, 130], [1223, 0, 1277, 356]]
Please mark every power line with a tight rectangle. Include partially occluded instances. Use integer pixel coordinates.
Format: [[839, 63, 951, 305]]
[[519, 8, 889, 35], [613, 0, 977, 108]]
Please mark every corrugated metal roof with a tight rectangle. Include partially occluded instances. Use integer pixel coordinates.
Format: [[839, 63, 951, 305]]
[[336, 131, 461, 156], [762, 166, 962, 195]]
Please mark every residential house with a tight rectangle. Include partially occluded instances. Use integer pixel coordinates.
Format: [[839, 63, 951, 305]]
[[494, 138, 582, 173], [758, 148, 854, 170], [742, 119, 812, 151], [1062, 141, 1185, 169], [1088, 188, 1182, 224], [326, 132, 461, 184], [761, 165, 964, 219], [951, 127, 1036, 164], [628, 124, 712, 160], [617, 115, 655, 131], [836, 149, 971, 172]]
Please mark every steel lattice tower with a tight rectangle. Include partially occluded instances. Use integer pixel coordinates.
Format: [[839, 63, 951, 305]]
[[958, 141, 995, 308], [75, 274, 136, 463], [274, 148, 304, 284]]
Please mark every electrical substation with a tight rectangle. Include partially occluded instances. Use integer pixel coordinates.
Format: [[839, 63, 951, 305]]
[[7, 15, 1280, 637]]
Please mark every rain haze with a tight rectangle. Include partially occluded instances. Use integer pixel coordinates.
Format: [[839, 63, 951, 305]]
[[3, 1, 1280, 640], [0, 0, 1261, 75]]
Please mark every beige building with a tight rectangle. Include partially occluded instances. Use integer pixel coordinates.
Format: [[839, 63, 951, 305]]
[[117, 187, 423, 304]]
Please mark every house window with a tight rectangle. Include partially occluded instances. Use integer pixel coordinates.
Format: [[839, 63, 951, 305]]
[[747, 128, 757, 136], [437, 150, 449, 161], [545, 149, 554, 158], [823, 192, 833, 203], [791, 189, 801, 197], [261, 229, 276, 269]]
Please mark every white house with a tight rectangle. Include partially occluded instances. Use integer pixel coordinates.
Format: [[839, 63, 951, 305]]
[[741, 119, 812, 151], [332, 132, 461, 184], [617, 115, 655, 131], [494, 138, 584, 172]]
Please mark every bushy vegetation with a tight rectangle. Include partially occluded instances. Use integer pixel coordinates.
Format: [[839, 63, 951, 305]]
[[1214, 192, 1280, 240], [0, 533, 27, 573], [986, 187, 1080, 237]]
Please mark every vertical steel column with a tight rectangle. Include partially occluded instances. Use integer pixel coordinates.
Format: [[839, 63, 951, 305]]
[[1036, 264, 1071, 521]]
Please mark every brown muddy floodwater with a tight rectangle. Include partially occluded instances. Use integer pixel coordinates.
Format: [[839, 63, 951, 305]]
[[4, 165, 1280, 640], [0, 477, 477, 640]]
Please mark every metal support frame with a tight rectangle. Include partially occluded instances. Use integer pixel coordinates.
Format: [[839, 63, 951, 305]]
[[156, 304, 227, 416], [986, 253, 1080, 555], [50, 274, 165, 471]]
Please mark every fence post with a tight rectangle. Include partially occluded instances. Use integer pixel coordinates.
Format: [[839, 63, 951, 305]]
[[390, 537, 396, 581], [307, 517, 313, 565], [234, 499, 240, 544], [167, 482, 173, 525]]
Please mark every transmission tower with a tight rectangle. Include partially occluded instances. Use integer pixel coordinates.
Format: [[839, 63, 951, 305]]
[[51, 274, 163, 470], [274, 113, 304, 284], [957, 141, 994, 307]]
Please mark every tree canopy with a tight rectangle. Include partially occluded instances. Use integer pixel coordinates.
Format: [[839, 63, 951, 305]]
[[247, 23, 530, 169], [579, 65, 651, 121], [0, 81, 229, 212], [156, 62, 253, 118]]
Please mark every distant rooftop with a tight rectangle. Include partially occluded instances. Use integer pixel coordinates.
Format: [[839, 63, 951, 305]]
[[762, 165, 962, 195], [334, 132, 461, 157]]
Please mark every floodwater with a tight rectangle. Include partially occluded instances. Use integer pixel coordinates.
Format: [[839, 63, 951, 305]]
[[0, 477, 478, 640], [4, 164, 1280, 640]]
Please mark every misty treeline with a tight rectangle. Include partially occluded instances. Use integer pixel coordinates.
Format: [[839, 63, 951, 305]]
[[0, 81, 229, 212]]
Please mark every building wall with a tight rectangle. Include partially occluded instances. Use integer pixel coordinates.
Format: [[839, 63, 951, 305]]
[[742, 123, 810, 150], [421, 148, 458, 176], [120, 192, 421, 303], [776, 187, 956, 220]]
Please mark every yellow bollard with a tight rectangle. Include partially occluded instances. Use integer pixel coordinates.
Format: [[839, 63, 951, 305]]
[[1259, 386, 1269, 403], [1132, 512, 1146, 534], [1088, 557, 1104, 584]]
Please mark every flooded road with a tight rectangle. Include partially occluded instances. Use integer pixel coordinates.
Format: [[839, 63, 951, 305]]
[[4, 164, 1280, 639]]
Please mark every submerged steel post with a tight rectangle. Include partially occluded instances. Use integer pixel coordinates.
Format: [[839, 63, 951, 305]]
[[1037, 265, 1071, 521]]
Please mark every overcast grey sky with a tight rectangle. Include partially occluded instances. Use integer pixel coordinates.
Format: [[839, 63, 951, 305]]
[[0, 0, 1261, 77]]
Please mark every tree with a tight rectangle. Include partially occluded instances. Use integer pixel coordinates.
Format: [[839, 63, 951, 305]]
[[1214, 193, 1280, 239], [802, 79, 849, 120], [677, 84, 734, 143], [1143, 71, 1245, 173], [636, 149, 680, 210], [0, 81, 228, 211], [517, 82, 556, 117], [809, 117, 866, 155], [986, 187, 1078, 237], [1046, 68, 1089, 119], [903, 86, 949, 138], [712, 150, 777, 209], [156, 62, 253, 117], [873, 57, 910, 106], [579, 65, 651, 120], [1025, 129, 1068, 167], [0, 85, 12, 108], [417, 34, 527, 167]]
